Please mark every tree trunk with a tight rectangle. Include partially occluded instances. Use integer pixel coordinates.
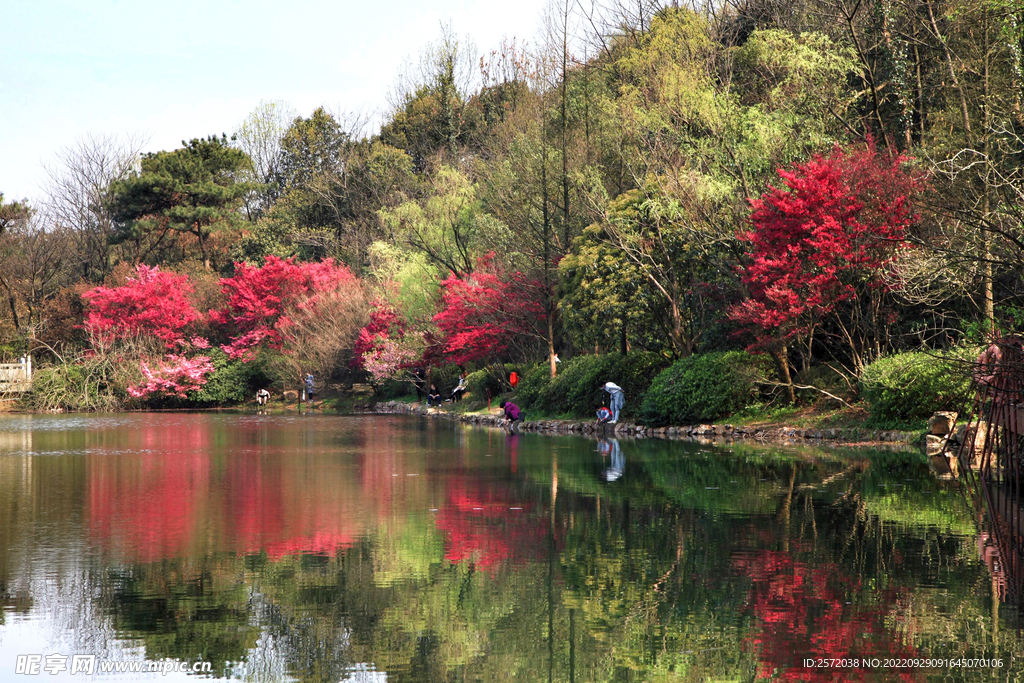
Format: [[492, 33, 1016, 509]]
[[772, 346, 796, 404], [982, 12, 995, 332], [0, 276, 20, 333], [669, 297, 690, 357], [548, 313, 558, 379], [197, 227, 211, 271]]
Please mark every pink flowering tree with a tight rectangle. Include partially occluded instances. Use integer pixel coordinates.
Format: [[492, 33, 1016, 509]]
[[362, 337, 421, 385], [352, 301, 422, 386], [127, 355, 217, 398]]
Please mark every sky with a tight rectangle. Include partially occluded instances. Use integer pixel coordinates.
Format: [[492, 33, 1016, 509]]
[[1, 0, 550, 203]]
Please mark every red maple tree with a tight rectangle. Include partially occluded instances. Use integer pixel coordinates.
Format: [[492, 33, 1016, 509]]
[[432, 253, 546, 365], [729, 143, 918, 370], [211, 255, 359, 360], [82, 265, 199, 347]]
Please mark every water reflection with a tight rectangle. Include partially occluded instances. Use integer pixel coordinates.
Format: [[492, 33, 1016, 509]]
[[0, 413, 1018, 681], [597, 438, 624, 482]]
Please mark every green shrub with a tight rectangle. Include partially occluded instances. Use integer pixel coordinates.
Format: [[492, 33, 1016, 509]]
[[514, 362, 552, 410], [513, 352, 670, 418], [377, 378, 414, 400], [187, 349, 273, 406], [640, 351, 772, 426], [536, 354, 619, 416], [615, 351, 672, 419], [25, 356, 128, 412], [859, 349, 976, 426], [465, 367, 503, 401]]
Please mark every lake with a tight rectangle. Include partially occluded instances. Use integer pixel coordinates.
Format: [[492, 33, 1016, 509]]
[[0, 412, 1018, 681]]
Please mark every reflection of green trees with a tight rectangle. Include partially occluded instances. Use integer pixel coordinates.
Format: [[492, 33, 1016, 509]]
[[9, 424, 1023, 682], [559, 506, 755, 681], [104, 559, 259, 677]]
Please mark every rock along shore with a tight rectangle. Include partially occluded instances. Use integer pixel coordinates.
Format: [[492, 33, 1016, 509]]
[[372, 401, 922, 447]]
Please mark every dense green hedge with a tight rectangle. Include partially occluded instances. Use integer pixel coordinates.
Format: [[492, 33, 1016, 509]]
[[513, 362, 553, 410], [514, 352, 669, 419], [859, 349, 975, 426], [639, 351, 772, 426], [187, 349, 273, 406]]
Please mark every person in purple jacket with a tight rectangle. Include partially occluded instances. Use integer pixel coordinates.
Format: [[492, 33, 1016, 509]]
[[500, 400, 522, 431]]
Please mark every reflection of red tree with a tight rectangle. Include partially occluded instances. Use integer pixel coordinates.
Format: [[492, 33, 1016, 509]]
[[434, 477, 546, 571], [88, 426, 211, 562], [87, 419, 369, 562], [734, 551, 919, 682], [222, 446, 365, 560]]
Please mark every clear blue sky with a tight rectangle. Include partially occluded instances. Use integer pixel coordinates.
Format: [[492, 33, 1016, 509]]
[[1, 0, 549, 202]]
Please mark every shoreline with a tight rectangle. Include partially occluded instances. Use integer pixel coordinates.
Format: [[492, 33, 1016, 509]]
[[372, 400, 924, 449]]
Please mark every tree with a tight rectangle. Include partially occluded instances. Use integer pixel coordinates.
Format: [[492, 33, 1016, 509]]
[[432, 253, 546, 365], [110, 135, 255, 271], [560, 221, 675, 355], [474, 56, 568, 377], [381, 24, 480, 165], [0, 193, 31, 236], [81, 265, 200, 348], [570, 179, 736, 357], [258, 109, 400, 267], [44, 133, 147, 281], [233, 100, 297, 220], [211, 256, 365, 370], [0, 203, 75, 346], [729, 143, 919, 386], [380, 165, 496, 277]]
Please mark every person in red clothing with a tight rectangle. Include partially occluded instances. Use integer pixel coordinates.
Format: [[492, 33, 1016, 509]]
[[509, 371, 519, 388]]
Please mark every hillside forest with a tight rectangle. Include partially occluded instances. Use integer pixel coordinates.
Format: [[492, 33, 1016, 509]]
[[1, 0, 1023, 419]]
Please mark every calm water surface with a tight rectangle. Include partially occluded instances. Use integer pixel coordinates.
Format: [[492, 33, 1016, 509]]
[[0, 413, 1019, 681]]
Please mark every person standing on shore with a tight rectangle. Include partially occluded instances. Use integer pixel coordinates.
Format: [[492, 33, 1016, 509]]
[[304, 373, 316, 408], [603, 382, 624, 424]]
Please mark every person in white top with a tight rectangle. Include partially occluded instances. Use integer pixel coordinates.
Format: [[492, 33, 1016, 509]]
[[603, 382, 624, 424]]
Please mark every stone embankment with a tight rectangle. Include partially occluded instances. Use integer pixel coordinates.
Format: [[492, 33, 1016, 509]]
[[373, 401, 922, 446]]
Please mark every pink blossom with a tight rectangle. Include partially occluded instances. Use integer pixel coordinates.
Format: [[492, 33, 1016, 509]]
[[127, 355, 215, 399]]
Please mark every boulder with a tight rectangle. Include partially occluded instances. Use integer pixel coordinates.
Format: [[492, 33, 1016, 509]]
[[929, 411, 958, 435], [925, 434, 946, 455], [929, 453, 958, 479], [283, 390, 299, 401]]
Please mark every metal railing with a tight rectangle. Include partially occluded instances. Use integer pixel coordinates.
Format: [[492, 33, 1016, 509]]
[[956, 338, 1024, 611]]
